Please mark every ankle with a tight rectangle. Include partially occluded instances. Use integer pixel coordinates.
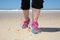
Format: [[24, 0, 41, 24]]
[[24, 17, 30, 21]]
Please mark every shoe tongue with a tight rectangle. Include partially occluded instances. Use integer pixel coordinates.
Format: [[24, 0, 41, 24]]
[[32, 21, 38, 25], [32, 21, 38, 29]]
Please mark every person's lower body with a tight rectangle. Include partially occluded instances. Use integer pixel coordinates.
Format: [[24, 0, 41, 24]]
[[21, 0, 44, 34]]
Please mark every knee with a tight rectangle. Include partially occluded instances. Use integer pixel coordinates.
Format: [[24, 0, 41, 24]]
[[32, 0, 44, 9]]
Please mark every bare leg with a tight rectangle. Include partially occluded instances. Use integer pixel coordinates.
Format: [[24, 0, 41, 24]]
[[32, 8, 41, 22], [23, 10, 29, 20], [31, 8, 41, 34], [22, 10, 30, 29]]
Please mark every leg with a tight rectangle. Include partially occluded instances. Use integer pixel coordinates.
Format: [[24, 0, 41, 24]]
[[32, 0, 44, 21], [21, 0, 30, 20], [31, 0, 44, 34], [32, 8, 41, 22], [23, 10, 29, 20], [21, 0, 30, 29]]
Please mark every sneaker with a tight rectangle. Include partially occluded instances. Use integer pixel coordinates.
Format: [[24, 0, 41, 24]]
[[22, 19, 30, 29], [31, 21, 40, 34]]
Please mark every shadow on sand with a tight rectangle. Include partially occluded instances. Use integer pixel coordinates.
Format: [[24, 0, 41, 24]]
[[40, 28, 60, 32]]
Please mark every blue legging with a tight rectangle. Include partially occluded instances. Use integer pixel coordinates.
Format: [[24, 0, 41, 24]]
[[21, 0, 44, 10]]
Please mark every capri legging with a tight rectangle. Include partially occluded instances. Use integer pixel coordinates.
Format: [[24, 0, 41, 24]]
[[21, 0, 44, 10]]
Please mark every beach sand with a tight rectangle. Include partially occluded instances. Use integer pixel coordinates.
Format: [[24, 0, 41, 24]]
[[0, 11, 60, 40]]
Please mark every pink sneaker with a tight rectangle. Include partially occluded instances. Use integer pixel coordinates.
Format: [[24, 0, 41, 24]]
[[22, 19, 30, 29], [31, 21, 41, 34]]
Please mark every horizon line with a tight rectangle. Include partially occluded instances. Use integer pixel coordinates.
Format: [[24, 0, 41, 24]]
[[0, 10, 60, 11]]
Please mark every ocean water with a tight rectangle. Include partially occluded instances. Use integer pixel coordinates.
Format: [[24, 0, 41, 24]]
[[0, 0, 60, 10]]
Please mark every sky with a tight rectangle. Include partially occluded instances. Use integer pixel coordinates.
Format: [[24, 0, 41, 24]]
[[0, 0, 60, 10]]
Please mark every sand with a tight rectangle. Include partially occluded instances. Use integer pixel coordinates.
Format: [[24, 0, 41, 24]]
[[0, 11, 60, 40], [0, 17, 60, 40]]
